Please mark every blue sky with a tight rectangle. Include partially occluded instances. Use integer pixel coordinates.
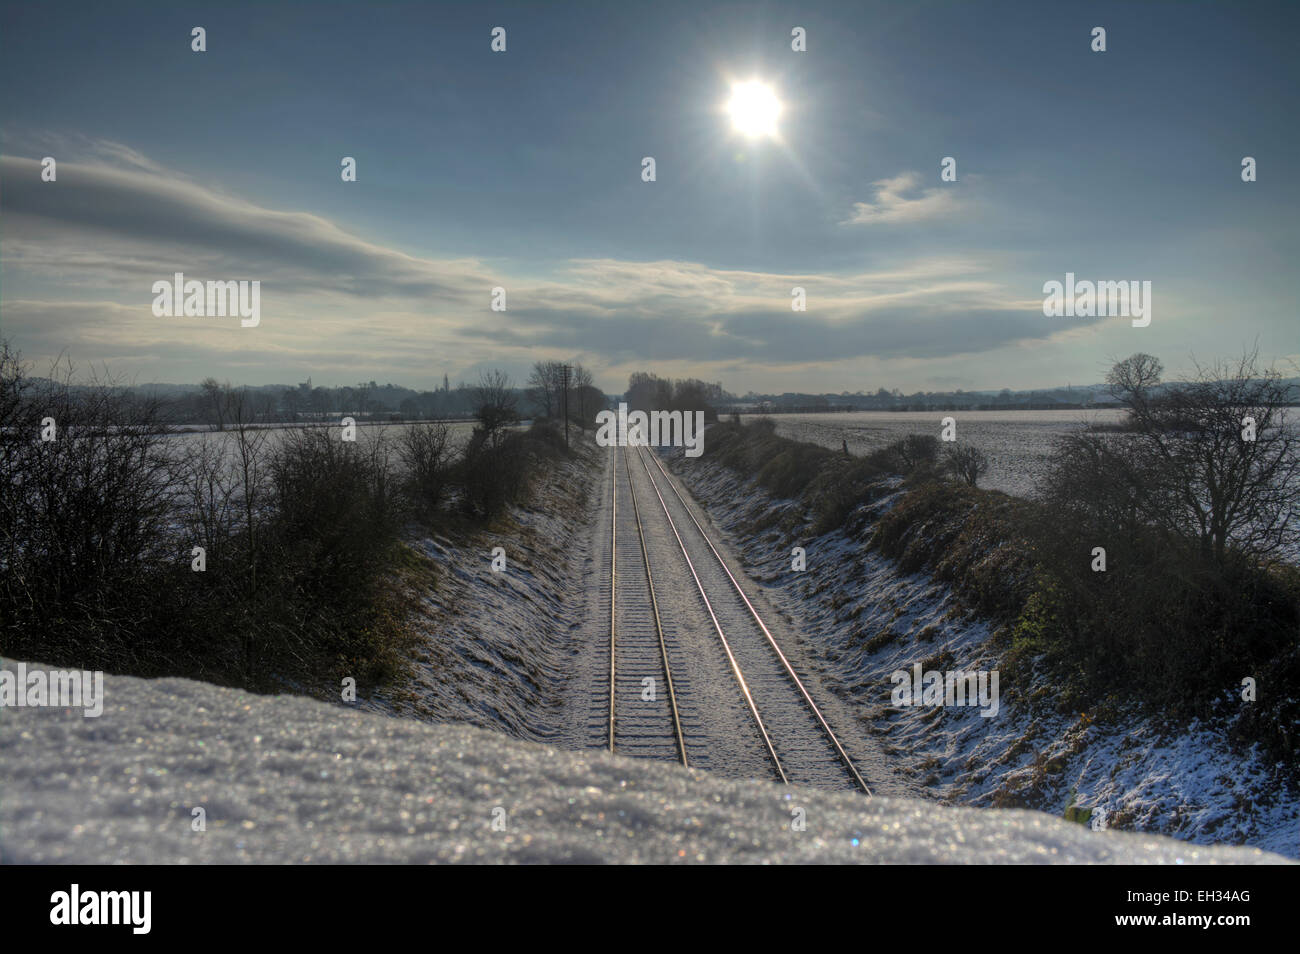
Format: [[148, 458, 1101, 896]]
[[1, 0, 1295, 394]]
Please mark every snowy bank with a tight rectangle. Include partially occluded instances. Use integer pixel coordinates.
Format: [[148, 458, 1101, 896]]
[[354, 442, 600, 739], [667, 450, 1300, 859], [0, 663, 1288, 864]]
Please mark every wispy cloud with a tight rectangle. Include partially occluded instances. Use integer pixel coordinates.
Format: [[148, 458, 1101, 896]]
[[1, 146, 1070, 384], [0, 154, 496, 301], [841, 171, 958, 226]]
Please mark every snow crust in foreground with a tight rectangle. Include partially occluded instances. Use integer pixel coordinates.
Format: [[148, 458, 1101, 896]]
[[0, 663, 1288, 865]]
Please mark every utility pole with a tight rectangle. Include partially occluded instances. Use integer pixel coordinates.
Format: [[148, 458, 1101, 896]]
[[560, 363, 571, 449]]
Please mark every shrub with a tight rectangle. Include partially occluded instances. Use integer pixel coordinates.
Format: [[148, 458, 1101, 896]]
[[457, 421, 565, 520], [945, 444, 989, 487], [399, 422, 453, 519], [0, 340, 419, 693], [893, 434, 941, 472], [0, 347, 176, 673]]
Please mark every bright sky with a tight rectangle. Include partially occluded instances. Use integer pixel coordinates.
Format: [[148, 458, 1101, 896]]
[[1, 0, 1295, 394]]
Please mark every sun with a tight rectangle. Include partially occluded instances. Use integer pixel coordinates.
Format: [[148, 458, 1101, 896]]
[[726, 80, 782, 139]]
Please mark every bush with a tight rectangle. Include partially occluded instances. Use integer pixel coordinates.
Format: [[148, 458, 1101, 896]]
[[457, 421, 566, 520], [702, 422, 951, 533], [0, 340, 420, 693], [708, 418, 834, 500], [0, 342, 573, 696], [806, 457, 891, 534], [152, 426, 416, 688], [249, 428, 412, 685], [871, 481, 1038, 619], [893, 434, 941, 472], [0, 347, 176, 673], [945, 444, 989, 487], [399, 422, 453, 519]]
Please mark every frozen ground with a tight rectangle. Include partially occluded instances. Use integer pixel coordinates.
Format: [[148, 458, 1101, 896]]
[[0, 662, 1287, 864], [668, 452, 1300, 859], [745, 410, 1127, 498], [355, 442, 600, 740], [164, 420, 484, 468]]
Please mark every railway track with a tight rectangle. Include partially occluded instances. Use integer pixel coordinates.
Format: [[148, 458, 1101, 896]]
[[603, 444, 872, 796], [606, 445, 688, 765]]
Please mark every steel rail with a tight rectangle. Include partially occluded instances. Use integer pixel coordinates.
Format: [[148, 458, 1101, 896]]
[[621, 446, 689, 767], [641, 447, 873, 796], [631, 445, 788, 784], [607, 446, 617, 752]]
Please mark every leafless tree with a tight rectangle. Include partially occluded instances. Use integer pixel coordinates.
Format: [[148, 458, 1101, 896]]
[[895, 434, 940, 471], [1106, 352, 1164, 407], [224, 388, 272, 596], [1062, 349, 1299, 566], [572, 383, 605, 430], [398, 421, 453, 515], [471, 369, 519, 445], [200, 377, 227, 431], [526, 361, 566, 419], [946, 445, 989, 487], [0, 346, 174, 664]]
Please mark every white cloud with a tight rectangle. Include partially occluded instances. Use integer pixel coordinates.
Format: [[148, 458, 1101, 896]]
[[1, 147, 1064, 388], [841, 171, 958, 226]]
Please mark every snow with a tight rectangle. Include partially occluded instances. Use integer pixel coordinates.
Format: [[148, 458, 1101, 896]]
[[748, 409, 1126, 499], [0, 661, 1287, 864], [354, 444, 598, 739]]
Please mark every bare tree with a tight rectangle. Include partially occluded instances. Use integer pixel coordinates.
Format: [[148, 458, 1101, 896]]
[[200, 377, 227, 431], [526, 361, 566, 419], [225, 388, 272, 599], [1106, 352, 1164, 406], [1069, 350, 1299, 565], [572, 383, 605, 430], [398, 421, 452, 516], [471, 369, 519, 445], [559, 364, 599, 429], [0, 347, 174, 665], [354, 381, 372, 421], [946, 445, 989, 487], [895, 434, 940, 471]]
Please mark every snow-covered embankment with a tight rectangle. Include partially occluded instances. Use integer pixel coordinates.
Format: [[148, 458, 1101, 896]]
[[666, 450, 1300, 858]]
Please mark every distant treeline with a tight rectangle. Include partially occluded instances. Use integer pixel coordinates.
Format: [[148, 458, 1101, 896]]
[[718, 401, 1124, 414], [20, 371, 1298, 428], [19, 373, 591, 428], [723, 378, 1300, 415], [623, 371, 724, 420]]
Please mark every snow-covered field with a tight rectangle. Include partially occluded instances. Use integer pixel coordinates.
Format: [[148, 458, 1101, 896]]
[[744, 410, 1127, 498], [164, 419, 484, 461], [668, 453, 1300, 859], [0, 662, 1286, 864]]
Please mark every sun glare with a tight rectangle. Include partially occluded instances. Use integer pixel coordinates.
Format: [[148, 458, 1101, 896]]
[[726, 80, 782, 139]]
